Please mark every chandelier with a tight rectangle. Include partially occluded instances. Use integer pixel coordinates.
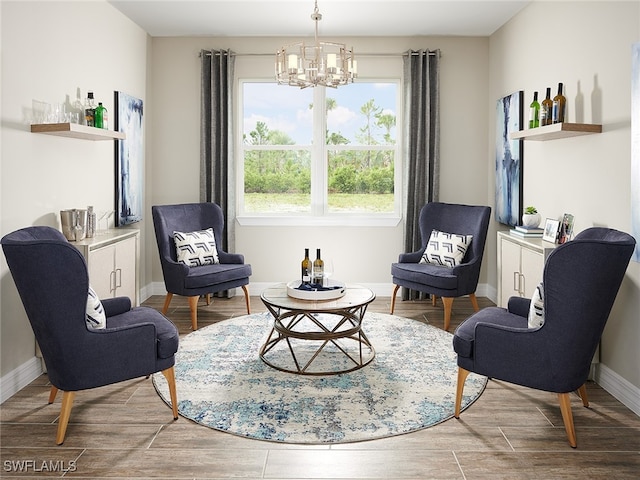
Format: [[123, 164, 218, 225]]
[[275, 0, 357, 88]]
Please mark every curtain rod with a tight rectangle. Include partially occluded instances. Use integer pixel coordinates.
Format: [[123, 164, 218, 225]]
[[199, 50, 440, 58]]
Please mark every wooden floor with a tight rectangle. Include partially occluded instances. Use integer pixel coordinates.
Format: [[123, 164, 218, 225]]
[[1, 293, 639, 479]]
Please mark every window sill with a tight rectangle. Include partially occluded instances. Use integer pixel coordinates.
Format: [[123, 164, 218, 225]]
[[236, 215, 402, 227]]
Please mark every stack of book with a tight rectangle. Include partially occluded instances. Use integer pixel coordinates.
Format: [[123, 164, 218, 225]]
[[510, 225, 544, 238]]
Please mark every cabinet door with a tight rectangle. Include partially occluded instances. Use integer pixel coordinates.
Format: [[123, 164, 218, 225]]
[[500, 238, 522, 307], [520, 247, 544, 299], [114, 236, 137, 303], [87, 244, 116, 299]]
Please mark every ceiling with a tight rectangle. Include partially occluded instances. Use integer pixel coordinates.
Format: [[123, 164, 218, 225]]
[[108, 0, 532, 38]]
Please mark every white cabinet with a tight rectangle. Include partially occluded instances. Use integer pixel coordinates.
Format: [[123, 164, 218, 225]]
[[497, 231, 556, 308], [73, 229, 140, 305]]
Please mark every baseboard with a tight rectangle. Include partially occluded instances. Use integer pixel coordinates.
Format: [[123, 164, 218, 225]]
[[595, 363, 640, 417], [0, 356, 43, 404]]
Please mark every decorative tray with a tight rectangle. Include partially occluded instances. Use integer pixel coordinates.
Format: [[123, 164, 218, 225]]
[[286, 280, 346, 300]]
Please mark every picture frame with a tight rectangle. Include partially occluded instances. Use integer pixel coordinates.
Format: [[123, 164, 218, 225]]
[[543, 218, 560, 243], [495, 90, 524, 227], [114, 91, 144, 226], [559, 213, 575, 244]]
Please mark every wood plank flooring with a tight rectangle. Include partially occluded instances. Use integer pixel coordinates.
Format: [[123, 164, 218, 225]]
[[1, 293, 639, 479]]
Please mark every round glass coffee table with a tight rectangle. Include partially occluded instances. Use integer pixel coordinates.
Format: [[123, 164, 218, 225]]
[[259, 283, 376, 375]]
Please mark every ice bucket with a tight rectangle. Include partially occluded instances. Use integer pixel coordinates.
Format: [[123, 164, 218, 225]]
[[60, 209, 88, 241]]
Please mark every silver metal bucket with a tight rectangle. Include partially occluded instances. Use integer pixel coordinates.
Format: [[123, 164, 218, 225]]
[[60, 209, 88, 241]]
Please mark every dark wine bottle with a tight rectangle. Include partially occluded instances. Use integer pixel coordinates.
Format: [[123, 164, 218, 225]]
[[301, 248, 311, 285], [528, 91, 540, 129], [84, 91, 95, 127], [313, 248, 324, 286], [540, 87, 553, 126], [552, 82, 566, 124]]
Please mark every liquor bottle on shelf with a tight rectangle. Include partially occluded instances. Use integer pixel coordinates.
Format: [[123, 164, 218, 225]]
[[540, 87, 553, 126], [313, 248, 324, 286], [301, 248, 311, 285], [528, 91, 540, 129], [84, 91, 96, 127], [552, 82, 566, 124], [94, 102, 108, 129]]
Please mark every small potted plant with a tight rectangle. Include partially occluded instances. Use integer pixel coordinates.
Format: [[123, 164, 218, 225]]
[[522, 206, 541, 228]]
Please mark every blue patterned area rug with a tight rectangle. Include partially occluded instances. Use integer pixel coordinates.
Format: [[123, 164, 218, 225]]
[[153, 311, 487, 444]]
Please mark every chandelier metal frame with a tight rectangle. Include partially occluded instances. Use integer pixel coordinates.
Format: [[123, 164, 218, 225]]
[[275, 0, 357, 88]]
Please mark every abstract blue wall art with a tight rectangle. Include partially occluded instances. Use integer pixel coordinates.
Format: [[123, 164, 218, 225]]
[[495, 91, 523, 227], [114, 91, 144, 226]]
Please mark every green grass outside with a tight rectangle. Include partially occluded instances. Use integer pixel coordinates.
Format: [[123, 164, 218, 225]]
[[244, 193, 394, 213]]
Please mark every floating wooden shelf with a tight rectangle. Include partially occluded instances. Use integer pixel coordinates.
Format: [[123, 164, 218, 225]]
[[510, 123, 602, 141], [31, 123, 125, 141]]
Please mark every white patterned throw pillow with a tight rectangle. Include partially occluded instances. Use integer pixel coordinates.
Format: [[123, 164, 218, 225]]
[[86, 285, 106, 330], [528, 282, 545, 328], [174, 228, 220, 266], [419, 230, 473, 268]]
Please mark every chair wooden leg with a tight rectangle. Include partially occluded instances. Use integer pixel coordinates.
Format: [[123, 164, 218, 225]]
[[161, 293, 173, 315], [48, 386, 58, 404], [241, 285, 251, 314], [577, 383, 589, 407], [390, 284, 401, 314], [161, 366, 179, 420], [442, 297, 454, 331], [56, 391, 75, 445], [188, 296, 199, 330], [205, 293, 212, 306], [558, 392, 578, 448], [455, 367, 470, 418], [432, 295, 437, 307], [469, 293, 480, 312]]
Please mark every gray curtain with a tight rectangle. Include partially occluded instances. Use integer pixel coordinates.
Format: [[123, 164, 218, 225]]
[[402, 49, 441, 300], [200, 48, 235, 252]]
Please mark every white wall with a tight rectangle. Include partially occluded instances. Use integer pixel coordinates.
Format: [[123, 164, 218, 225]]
[[0, 1, 149, 391], [148, 36, 490, 294], [489, 1, 640, 402]]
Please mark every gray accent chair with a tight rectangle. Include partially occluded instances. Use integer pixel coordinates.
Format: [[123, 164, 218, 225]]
[[152, 202, 252, 330], [453, 227, 636, 448], [391, 202, 492, 331], [1, 226, 179, 445]]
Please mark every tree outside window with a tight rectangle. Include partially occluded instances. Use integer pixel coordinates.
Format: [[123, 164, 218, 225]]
[[240, 81, 399, 217]]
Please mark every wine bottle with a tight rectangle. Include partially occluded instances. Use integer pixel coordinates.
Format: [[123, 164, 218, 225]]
[[94, 102, 108, 129], [313, 248, 324, 286], [540, 87, 553, 126], [528, 91, 540, 129], [84, 91, 95, 127], [552, 82, 566, 124], [301, 248, 311, 285]]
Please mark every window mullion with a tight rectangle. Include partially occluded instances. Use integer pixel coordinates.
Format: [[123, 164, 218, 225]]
[[311, 87, 327, 216]]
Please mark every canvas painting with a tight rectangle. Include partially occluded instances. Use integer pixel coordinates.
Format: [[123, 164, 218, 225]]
[[631, 43, 640, 262], [114, 91, 144, 226], [495, 91, 523, 227]]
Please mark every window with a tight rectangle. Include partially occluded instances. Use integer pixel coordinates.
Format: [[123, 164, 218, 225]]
[[239, 80, 401, 224]]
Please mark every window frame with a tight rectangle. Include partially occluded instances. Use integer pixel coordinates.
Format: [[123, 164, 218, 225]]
[[236, 78, 403, 227]]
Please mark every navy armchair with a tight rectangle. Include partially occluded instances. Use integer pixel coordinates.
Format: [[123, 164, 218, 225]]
[[1, 226, 179, 445], [453, 227, 636, 448], [152, 202, 252, 330], [391, 202, 491, 331]]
